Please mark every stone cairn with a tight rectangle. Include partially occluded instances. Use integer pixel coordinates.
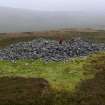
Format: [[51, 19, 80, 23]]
[[0, 37, 105, 61]]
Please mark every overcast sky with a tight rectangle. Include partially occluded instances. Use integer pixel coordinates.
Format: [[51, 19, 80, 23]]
[[0, 0, 105, 12]]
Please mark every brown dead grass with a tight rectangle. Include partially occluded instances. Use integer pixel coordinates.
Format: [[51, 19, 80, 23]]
[[0, 28, 105, 48], [0, 77, 52, 105], [73, 70, 105, 105]]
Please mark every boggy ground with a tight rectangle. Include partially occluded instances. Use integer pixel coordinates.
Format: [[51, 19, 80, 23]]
[[0, 52, 104, 105]]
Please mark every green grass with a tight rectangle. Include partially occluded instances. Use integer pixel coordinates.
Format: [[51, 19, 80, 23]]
[[0, 53, 104, 105], [0, 58, 88, 91], [0, 32, 105, 104]]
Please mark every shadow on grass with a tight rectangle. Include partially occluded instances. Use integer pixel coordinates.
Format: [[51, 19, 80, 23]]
[[0, 72, 105, 105], [0, 77, 52, 105]]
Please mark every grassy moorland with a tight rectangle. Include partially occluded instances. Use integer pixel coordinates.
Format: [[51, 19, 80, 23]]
[[0, 29, 105, 47], [0, 52, 104, 105], [0, 29, 105, 105], [0, 58, 87, 91]]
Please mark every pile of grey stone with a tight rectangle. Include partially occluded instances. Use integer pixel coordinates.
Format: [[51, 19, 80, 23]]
[[0, 37, 105, 61]]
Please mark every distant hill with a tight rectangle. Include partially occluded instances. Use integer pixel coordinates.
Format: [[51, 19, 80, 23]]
[[0, 7, 105, 33]]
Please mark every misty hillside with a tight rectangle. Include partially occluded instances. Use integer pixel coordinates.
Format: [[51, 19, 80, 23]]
[[0, 7, 105, 32]]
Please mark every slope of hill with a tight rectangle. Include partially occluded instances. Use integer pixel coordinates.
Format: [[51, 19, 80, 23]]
[[0, 7, 105, 32]]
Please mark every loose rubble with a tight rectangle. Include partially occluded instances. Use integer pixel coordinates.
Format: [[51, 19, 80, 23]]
[[0, 37, 105, 61]]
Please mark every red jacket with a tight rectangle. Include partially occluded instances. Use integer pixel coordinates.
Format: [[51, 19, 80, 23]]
[[59, 38, 64, 44]]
